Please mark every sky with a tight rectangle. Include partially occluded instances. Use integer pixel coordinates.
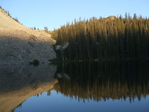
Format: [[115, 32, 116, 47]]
[[1, 0, 149, 30]]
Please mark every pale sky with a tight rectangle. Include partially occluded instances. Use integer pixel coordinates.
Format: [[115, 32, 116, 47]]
[[1, 0, 149, 30]]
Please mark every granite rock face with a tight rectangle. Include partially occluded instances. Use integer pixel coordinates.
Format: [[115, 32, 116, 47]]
[[0, 7, 56, 65]]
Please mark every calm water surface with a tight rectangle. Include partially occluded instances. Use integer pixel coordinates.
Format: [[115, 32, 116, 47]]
[[0, 61, 149, 112], [15, 90, 149, 112]]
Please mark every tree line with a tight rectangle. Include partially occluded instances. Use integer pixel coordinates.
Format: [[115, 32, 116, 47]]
[[51, 14, 149, 61]]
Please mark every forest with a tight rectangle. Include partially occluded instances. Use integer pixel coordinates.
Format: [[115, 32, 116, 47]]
[[51, 14, 149, 61]]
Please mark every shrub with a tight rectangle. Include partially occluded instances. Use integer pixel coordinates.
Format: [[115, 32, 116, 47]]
[[29, 59, 39, 66], [30, 34, 37, 41]]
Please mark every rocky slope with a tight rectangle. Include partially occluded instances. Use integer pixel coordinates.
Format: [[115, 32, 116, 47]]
[[0, 7, 56, 65]]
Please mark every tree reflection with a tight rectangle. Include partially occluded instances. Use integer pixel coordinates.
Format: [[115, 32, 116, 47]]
[[54, 61, 149, 103]]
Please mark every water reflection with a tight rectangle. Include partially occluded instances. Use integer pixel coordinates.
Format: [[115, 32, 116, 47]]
[[55, 61, 149, 103], [0, 61, 149, 112], [0, 64, 57, 112]]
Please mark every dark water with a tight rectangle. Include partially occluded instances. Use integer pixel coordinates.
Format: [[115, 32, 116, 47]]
[[0, 61, 149, 112]]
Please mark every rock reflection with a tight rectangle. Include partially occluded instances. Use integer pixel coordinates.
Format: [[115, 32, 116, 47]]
[[55, 61, 149, 103], [0, 64, 57, 112]]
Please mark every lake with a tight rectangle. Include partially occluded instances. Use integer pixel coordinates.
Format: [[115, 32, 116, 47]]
[[0, 60, 149, 112]]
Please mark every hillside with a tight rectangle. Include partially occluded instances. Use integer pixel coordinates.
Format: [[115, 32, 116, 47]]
[[0, 7, 56, 65]]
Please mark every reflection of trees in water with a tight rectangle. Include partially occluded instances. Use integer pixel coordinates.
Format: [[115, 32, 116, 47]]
[[55, 61, 149, 102]]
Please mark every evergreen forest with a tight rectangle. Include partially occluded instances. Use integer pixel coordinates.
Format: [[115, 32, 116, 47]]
[[51, 14, 149, 61]]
